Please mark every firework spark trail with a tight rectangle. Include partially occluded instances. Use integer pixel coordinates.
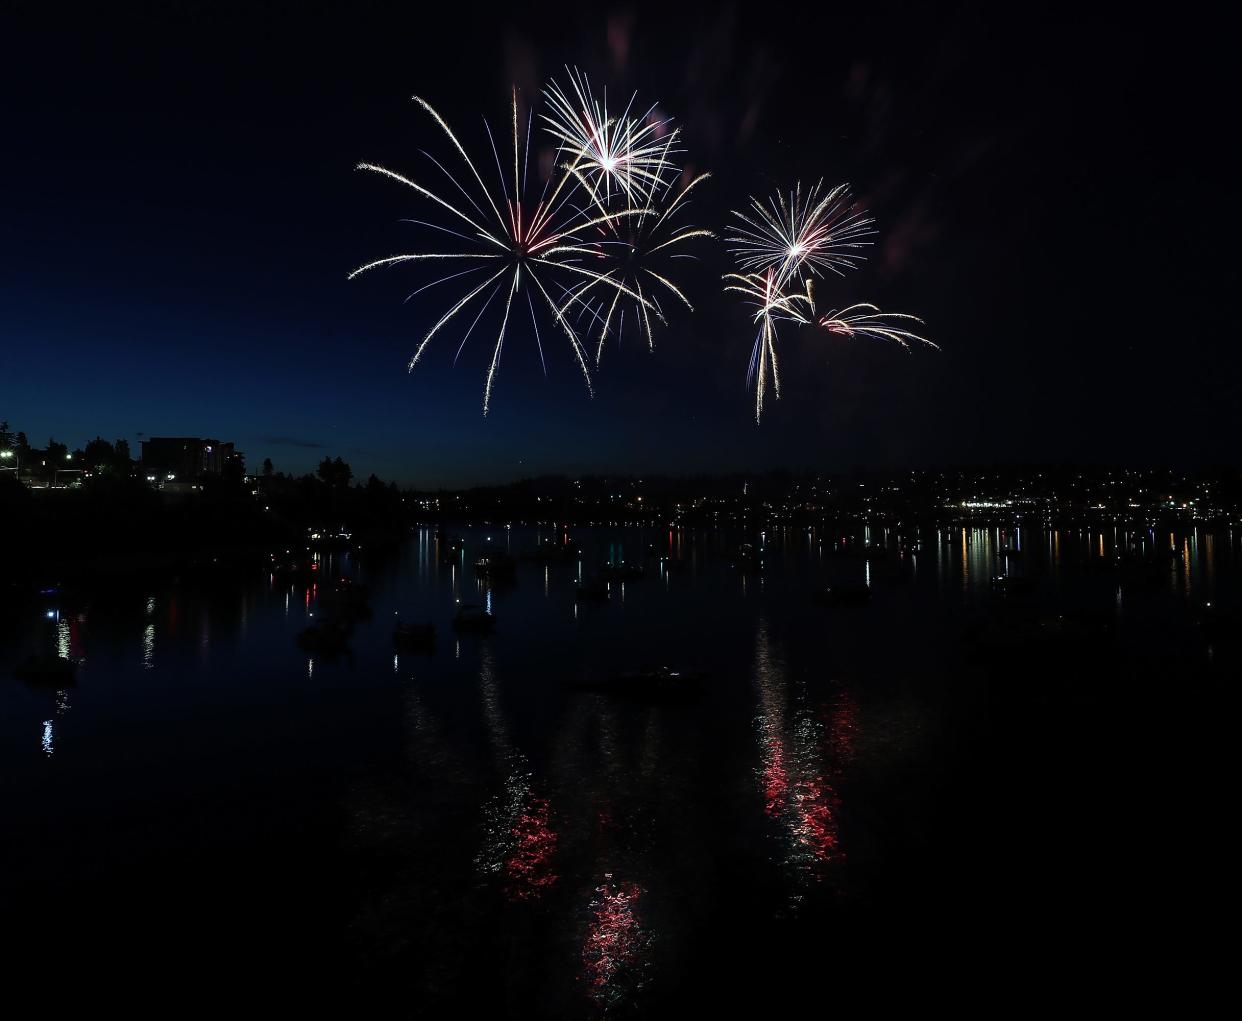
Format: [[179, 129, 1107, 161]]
[[724, 268, 812, 422], [542, 66, 681, 213], [726, 180, 876, 289], [563, 165, 714, 361], [817, 303, 939, 350], [351, 87, 672, 414], [725, 182, 932, 421]]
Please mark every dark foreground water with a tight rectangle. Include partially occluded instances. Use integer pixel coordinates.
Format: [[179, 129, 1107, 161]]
[[2, 525, 1234, 1011]]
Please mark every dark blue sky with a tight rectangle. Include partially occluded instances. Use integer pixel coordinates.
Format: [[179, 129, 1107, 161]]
[[2, 2, 1234, 486]]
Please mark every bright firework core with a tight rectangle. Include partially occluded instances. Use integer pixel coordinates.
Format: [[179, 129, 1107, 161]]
[[352, 67, 709, 411], [350, 86, 664, 414]]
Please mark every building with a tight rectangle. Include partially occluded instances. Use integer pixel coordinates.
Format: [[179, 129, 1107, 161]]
[[140, 438, 241, 482]]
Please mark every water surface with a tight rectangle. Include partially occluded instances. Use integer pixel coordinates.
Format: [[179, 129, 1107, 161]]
[[3, 524, 1234, 1011]]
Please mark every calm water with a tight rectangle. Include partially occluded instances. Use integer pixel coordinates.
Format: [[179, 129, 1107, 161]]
[[3, 525, 1235, 1011]]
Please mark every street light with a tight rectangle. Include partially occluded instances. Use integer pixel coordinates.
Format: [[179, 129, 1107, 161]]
[[0, 449, 18, 478]]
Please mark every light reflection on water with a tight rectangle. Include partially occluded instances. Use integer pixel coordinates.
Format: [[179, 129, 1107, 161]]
[[476, 647, 560, 901], [754, 619, 854, 905], [2, 523, 1238, 1009], [582, 875, 652, 1008]]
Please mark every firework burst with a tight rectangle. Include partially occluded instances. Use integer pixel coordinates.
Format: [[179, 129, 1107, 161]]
[[351, 89, 656, 414], [725, 184, 933, 421], [541, 66, 681, 213], [724, 268, 813, 422], [817, 303, 937, 350], [726, 180, 875, 287], [566, 167, 714, 363]]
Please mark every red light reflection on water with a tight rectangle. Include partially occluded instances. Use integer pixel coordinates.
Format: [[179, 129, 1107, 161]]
[[502, 795, 558, 900], [763, 744, 789, 816], [756, 691, 859, 877], [479, 770, 560, 903], [582, 876, 649, 1001], [788, 776, 841, 862], [822, 693, 860, 767]]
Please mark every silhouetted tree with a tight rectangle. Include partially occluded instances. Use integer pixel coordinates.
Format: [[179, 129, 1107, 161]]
[[47, 438, 68, 463], [83, 436, 116, 473], [317, 456, 352, 490], [114, 439, 131, 465], [262, 457, 274, 476]]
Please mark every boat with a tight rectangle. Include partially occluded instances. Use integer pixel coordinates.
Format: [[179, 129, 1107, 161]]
[[438, 535, 465, 564], [318, 579, 371, 621], [14, 654, 77, 685], [575, 578, 610, 602], [991, 574, 1037, 596], [393, 617, 436, 650], [733, 544, 763, 572], [599, 561, 644, 581], [296, 615, 352, 654], [829, 542, 887, 561], [812, 583, 871, 607], [474, 551, 517, 580], [573, 665, 707, 699], [525, 537, 579, 564], [307, 527, 352, 551], [452, 603, 496, 633], [1036, 611, 1114, 644], [269, 555, 316, 581]]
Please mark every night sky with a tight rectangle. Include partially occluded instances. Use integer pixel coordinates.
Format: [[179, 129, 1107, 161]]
[[3, 3, 1234, 486]]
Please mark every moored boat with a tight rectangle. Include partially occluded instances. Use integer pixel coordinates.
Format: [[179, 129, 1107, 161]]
[[14, 654, 77, 685], [452, 603, 496, 633]]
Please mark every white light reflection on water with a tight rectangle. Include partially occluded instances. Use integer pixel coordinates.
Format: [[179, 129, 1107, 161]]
[[42, 720, 54, 756]]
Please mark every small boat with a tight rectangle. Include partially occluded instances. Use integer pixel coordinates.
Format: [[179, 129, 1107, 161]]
[[573, 665, 707, 699], [733, 544, 763, 572], [452, 603, 496, 633], [991, 575, 1037, 597], [393, 617, 435, 650], [996, 546, 1023, 559], [322, 577, 370, 605], [269, 555, 316, 581], [318, 580, 372, 621], [474, 551, 517, 580], [660, 556, 689, 573], [575, 577, 610, 602], [1036, 611, 1113, 644], [525, 537, 579, 564], [15, 654, 77, 685], [297, 615, 352, 654], [829, 543, 887, 561], [812, 583, 871, 607], [599, 561, 644, 581], [439, 536, 465, 564], [308, 528, 352, 551]]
